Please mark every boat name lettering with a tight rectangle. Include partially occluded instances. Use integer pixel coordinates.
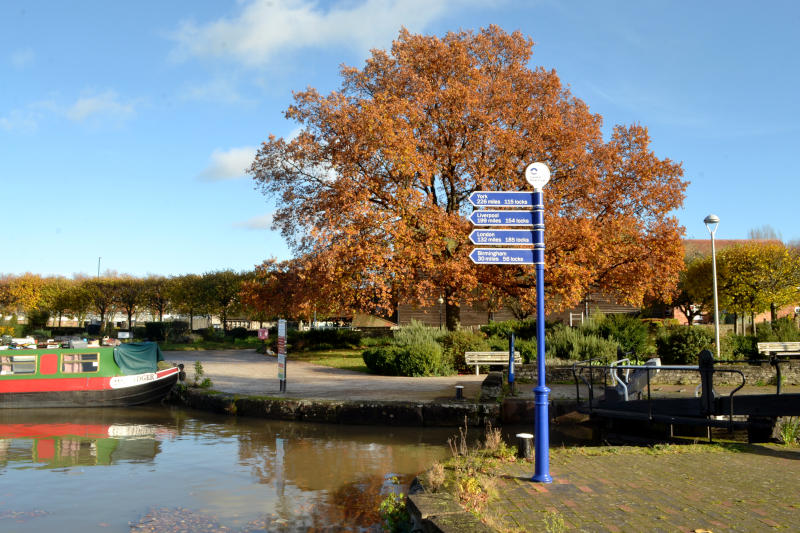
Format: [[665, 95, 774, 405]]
[[109, 373, 157, 389]]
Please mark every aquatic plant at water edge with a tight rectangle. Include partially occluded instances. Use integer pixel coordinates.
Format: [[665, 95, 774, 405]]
[[192, 361, 213, 388], [378, 476, 411, 533], [779, 417, 800, 445]]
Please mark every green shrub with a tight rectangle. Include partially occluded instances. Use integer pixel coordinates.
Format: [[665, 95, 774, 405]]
[[145, 322, 169, 341], [756, 317, 800, 342], [393, 320, 444, 346], [720, 333, 757, 360], [487, 335, 508, 351], [480, 321, 515, 338], [227, 327, 250, 340], [169, 321, 190, 337], [362, 321, 452, 376], [656, 326, 713, 364], [289, 328, 363, 351], [360, 335, 393, 348], [545, 324, 618, 361], [480, 317, 542, 340], [515, 338, 537, 363], [24, 309, 50, 332], [26, 329, 52, 340], [597, 313, 652, 356], [394, 340, 449, 377], [362, 345, 402, 375], [441, 329, 489, 372], [201, 326, 225, 341]]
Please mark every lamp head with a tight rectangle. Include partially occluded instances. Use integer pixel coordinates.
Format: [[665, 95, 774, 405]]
[[704, 214, 720, 235]]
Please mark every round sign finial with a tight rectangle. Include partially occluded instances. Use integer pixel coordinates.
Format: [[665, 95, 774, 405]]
[[525, 162, 551, 190]]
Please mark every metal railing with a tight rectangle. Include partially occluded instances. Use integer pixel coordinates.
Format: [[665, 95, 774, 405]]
[[572, 359, 747, 430]]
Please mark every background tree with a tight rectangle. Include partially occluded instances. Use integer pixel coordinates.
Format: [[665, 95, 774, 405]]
[[115, 276, 146, 330], [201, 270, 246, 332], [143, 276, 173, 322], [672, 256, 714, 325], [240, 258, 328, 321], [83, 277, 119, 333], [717, 244, 769, 335], [170, 274, 207, 330], [251, 26, 687, 329], [749, 242, 800, 323], [65, 277, 93, 328], [1, 273, 45, 316], [748, 225, 781, 241], [40, 276, 72, 327]]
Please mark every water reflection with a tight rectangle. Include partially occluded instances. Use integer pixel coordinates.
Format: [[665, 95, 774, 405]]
[[0, 409, 175, 470], [0, 408, 453, 532]]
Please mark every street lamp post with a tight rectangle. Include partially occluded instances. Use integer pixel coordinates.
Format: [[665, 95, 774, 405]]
[[437, 296, 444, 329], [704, 214, 721, 359]]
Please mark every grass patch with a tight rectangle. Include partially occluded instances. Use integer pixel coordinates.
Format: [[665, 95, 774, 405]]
[[160, 339, 262, 351], [288, 348, 369, 373], [552, 442, 746, 457]]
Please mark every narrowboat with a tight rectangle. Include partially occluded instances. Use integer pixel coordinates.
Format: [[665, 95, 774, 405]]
[[0, 342, 184, 408]]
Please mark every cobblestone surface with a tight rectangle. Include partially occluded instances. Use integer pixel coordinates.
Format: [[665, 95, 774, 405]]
[[489, 445, 800, 532]]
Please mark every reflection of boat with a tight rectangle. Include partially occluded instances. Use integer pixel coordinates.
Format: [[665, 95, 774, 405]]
[[0, 342, 183, 408], [0, 420, 169, 468]]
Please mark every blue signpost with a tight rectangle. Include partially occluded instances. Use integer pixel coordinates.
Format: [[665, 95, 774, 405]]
[[469, 191, 535, 207], [468, 210, 535, 226], [469, 248, 534, 265], [467, 162, 552, 484], [469, 229, 535, 245], [525, 162, 552, 484]]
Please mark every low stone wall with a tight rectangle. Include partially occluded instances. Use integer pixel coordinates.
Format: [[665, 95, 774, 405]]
[[169, 387, 500, 427], [515, 360, 800, 386]]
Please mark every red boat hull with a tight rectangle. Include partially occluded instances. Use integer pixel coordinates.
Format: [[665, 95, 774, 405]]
[[0, 367, 180, 408]]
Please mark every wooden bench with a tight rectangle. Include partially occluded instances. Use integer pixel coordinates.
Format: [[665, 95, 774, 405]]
[[465, 351, 521, 375], [757, 341, 800, 356]]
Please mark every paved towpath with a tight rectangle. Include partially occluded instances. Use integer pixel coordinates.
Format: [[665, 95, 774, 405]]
[[165, 349, 488, 402], [478, 444, 800, 532]]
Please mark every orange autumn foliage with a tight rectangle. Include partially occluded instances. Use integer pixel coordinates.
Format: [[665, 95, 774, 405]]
[[249, 26, 687, 325]]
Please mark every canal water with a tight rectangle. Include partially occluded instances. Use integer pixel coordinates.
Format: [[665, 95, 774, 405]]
[[0, 407, 461, 532]]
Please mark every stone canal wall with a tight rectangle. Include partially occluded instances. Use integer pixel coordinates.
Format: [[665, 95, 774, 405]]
[[516, 360, 800, 386], [169, 387, 501, 427]]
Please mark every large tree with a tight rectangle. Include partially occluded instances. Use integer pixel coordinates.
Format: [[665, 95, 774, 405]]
[[265, 27, 687, 327]]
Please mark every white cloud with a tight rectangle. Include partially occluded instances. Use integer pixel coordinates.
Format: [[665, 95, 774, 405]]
[[170, 0, 458, 66], [234, 213, 274, 230], [10, 47, 35, 68], [65, 91, 135, 122], [199, 146, 258, 181], [0, 108, 39, 132], [181, 77, 250, 104]]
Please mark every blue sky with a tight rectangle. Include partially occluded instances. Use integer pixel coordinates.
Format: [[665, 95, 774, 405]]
[[2, 0, 798, 278]]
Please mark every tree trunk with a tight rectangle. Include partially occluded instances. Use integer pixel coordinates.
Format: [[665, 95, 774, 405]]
[[770, 303, 777, 326], [751, 313, 756, 336], [444, 289, 460, 330]]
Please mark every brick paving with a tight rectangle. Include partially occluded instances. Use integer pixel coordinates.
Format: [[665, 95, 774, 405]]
[[489, 445, 800, 532]]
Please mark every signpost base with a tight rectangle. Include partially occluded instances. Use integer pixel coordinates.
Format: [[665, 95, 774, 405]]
[[531, 385, 552, 483]]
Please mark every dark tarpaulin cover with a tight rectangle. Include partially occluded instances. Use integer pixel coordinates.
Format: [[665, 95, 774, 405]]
[[113, 342, 165, 375]]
